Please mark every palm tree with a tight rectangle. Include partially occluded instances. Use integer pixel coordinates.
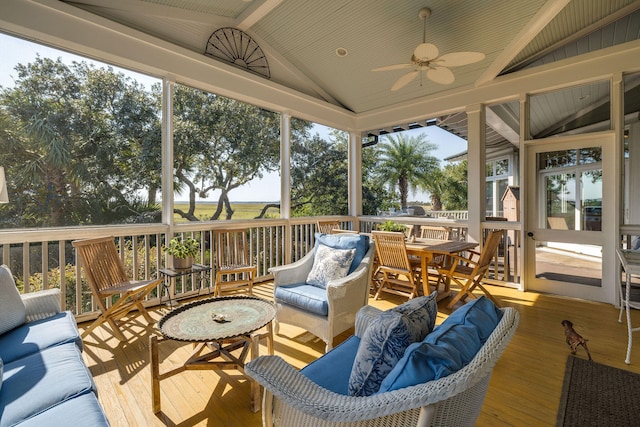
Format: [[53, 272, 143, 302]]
[[377, 133, 439, 209]]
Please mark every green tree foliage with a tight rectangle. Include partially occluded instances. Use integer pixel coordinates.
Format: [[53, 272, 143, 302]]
[[172, 84, 287, 220], [0, 56, 161, 227], [376, 133, 439, 209]]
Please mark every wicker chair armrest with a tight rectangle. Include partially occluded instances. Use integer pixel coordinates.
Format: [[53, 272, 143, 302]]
[[21, 288, 62, 323], [269, 250, 315, 288]]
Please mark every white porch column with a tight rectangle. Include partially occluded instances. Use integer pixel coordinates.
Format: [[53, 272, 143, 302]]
[[281, 113, 292, 263], [161, 79, 174, 229], [466, 104, 485, 245], [348, 131, 363, 226]]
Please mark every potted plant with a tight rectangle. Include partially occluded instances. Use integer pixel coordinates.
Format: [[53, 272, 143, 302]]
[[377, 220, 409, 234], [164, 237, 200, 269]]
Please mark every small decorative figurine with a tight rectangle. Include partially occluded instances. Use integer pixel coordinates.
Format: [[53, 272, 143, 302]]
[[561, 319, 592, 360]]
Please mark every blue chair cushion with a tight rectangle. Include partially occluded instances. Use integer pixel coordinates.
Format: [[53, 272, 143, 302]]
[[0, 343, 97, 427], [348, 293, 438, 397], [0, 311, 82, 364], [314, 233, 370, 274], [300, 335, 361, 395], [306, 244, 356, 289], [275, 284, 328, 316], [15, 393, 109, 427], [378, 296, 502, 393]]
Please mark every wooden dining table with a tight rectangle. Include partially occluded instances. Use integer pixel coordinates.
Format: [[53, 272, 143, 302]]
[[404, 238, 478, 301]]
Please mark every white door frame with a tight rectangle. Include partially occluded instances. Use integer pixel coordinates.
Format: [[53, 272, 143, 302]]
[[523, 131, 616, 303]]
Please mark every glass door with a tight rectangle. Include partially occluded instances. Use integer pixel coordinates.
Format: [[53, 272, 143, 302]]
[[525, 137, 608, 301]]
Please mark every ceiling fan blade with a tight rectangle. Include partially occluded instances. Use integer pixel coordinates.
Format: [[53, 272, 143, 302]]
[[391, 70, 420, 91], [436, 51, 485, 67], [427, 66, 455, 85], [372, 63, 414, 72], [413, 43, 439, 61]]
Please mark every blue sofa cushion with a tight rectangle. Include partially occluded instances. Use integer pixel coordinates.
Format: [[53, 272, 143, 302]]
[[0, 311, 82, 364], [348, 293, 438, 397], [314, 233, 370, 274], [306, 244, 356, 289], [0, 343, 97, 427], [300, 335, 361, 395], [378, 297, 502, 393], [14, 393, 110, 427], [0, 265, 26, 335], [275, 284, 328, 316]]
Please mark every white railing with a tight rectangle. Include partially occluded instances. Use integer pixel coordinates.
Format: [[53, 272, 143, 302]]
[[0, 217, 355, 322], [0, 215, 523, 321]]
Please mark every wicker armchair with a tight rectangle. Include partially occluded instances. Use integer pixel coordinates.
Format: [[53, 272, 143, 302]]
[[246, 305, 519, 427], [270, 238, 375, 353]]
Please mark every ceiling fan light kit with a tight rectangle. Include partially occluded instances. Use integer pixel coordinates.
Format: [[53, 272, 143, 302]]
[[373, 7, 485, 91]]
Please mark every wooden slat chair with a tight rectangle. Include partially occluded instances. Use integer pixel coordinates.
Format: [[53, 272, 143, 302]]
[[419, 225, 454, 285], [72, 236, 162, 341], [437, 230, 503, 309], [213, 228, 257, 296], [316, 220, 341, 234], [372, 231, 421, 301]]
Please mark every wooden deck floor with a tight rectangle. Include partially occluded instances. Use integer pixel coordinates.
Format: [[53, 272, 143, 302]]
[[78, 283, 640, 426]]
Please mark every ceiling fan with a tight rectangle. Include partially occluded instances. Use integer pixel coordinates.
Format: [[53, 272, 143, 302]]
[[373, 7, 485, 91]]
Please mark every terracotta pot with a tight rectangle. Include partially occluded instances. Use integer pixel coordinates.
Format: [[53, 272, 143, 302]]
[[172, 256, 193, 270]]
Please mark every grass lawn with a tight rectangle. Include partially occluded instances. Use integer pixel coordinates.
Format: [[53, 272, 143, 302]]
[[173, 202, 280, 221]]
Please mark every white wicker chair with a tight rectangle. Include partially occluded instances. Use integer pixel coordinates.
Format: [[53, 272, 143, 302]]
[[269, 241, 375, 353], [246, 305, 519, 427]]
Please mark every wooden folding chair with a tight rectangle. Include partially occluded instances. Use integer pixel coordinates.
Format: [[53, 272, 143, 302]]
[[316, 220, 341, 234], [213, 228, 257, 296], [72, 236, 162, 341], [419, 225, 453, 281], [437, 230, 503, 309], [372, 231, 421, 300]]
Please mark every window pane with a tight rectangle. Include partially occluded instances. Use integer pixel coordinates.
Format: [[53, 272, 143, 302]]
[[581, 169, 602, 231], [495, 159, 509, 176], [545, 173, 576, 230], [172, 83, 281, 222], [0, 33, 162, 228], [579, 147, 601, 164], [486, 181, 494, 216], [539, 150, 577, 170]]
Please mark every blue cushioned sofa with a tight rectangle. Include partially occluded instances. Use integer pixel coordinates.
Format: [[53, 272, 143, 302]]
[[0, 265, 109, 427]]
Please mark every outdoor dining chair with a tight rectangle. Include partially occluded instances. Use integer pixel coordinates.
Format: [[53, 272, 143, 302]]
[[372, 230, 422, 301], [72, 236, 162, 341], [316, 220, 341, 234], [436, 230, 503, 309], [213, 228, 257, 296], [419, 225, 453, 282]]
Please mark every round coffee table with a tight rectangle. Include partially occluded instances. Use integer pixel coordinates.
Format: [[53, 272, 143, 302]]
[[150, 296, 276, 414]]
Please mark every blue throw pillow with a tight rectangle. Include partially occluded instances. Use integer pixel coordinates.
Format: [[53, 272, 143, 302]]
[[306, 244, 356, 289], [314, 233, 370, 274], [348, 292, 438, 397], [378, 296, 502, 393]]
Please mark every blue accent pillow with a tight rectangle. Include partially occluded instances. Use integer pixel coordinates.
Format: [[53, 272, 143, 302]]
[[306, 244, 356, 289], [314, 233, 370, 274], [348, 292, 438, 397], [300, 335, 361, 395], [378, 296, 502, 393]]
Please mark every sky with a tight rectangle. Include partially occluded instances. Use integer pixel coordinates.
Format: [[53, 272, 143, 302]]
[[0, 32, 467, 203]]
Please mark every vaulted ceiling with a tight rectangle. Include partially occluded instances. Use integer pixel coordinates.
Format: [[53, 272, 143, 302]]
[[59, 0, 640, 148]]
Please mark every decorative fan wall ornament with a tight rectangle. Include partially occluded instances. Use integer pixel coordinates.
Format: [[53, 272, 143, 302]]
[[204, 27, 270, 79], [372, 7, 485, 91]]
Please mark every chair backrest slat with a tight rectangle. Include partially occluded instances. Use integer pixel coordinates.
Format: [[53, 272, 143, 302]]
[[420, 226, 452, 240], [317, 220, 341, 234], [215, 228, 251, 268], [372, 231, 411, 271], [477, 230, 503, 269], [73, 236, 130, 294]]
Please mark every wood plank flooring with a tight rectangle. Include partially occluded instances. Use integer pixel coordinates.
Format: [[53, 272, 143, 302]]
[[78, 283, 640, 426]]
